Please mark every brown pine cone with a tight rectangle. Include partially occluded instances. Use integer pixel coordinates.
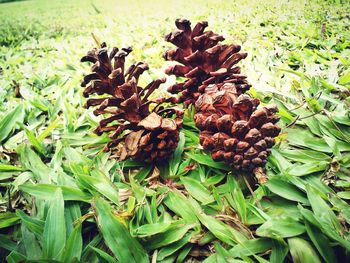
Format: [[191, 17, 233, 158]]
[[164, 19, 251, 106], [195, 83, 280, 171], [81, 42, 183, 163]]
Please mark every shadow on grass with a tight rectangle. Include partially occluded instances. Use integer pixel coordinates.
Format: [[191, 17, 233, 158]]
[[0, 0, 27, 4]]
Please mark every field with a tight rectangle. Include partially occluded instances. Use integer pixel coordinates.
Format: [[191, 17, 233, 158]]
[[1, 0, 350, 262]]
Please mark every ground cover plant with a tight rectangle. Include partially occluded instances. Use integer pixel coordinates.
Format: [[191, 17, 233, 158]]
[[0, 0, 350, 262]]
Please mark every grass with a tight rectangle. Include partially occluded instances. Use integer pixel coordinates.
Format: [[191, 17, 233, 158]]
[[0, 0, 350, 262]]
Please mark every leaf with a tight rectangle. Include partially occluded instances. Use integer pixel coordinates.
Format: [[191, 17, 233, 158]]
[[305, 221, 337, 263], [191, 202, 248, 245], [186, 151, 230, 170], [134, 221, 172, 237], [256, 217, 305, 238], [62, 224, 83, 262], [268, 149, 292, 172], [305, 185, 350, 250], [93, 196, 148, 263], [279, 149, 331, 163], [16, 210, 44, 235], [0, 212, 20, 228], [18, 144, 52, 183], [337, 191, 350, 200], [21, 224, 42, 260], [18, 123, 45, 155], [43, 188, 66, 260], [6, 251, 27, 263], [71, 166, 119, 206], [270, 240, 288, 263], [163, 190, 199, 224], [90, 246, 118, 263], [230, 238, 273, 258], [266, 177, 309, 204], [286, 128, 332, 153], [144, 221, 195, 251], [134, 164, 153, 182], [19, 184, 91, 202], [339, 70, 350, 85], [288, 237, 321, 263], [169, 131, 185, 176], [181, 176, 214, 204], [0, 104, 24, 143], [176, 244, 192, 263], [306, 185, 342, 235], [0, 164, 24, 172], [286, 162, 329, 176], [157, 233, 192, 260], [37, 116, 61, 142], [225, 176, 247, 223], [0, 233, 17, 251]]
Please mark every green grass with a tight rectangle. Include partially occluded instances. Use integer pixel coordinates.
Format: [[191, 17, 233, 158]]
[[0, 0, 350, 262]]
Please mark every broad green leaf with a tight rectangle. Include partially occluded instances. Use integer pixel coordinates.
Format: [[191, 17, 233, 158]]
[[279, 149, 331, 163], [157, 233, 192, 260], [186, 151, 230, 170], [225, 177, 247, 223], [134, 221, 172, 237], [169, 131, 185, 176], [62, 224, 83, 262], [19, 184, 91, 202], [306, 185, 342, 235], [37, 116, 61, 142], [0, 212, 20, 228], [0, 104, 24, 143], [18, 145, 52, 183], [21, 224, 42, 260], [43, 188, 66, 260], [19, 123, 45, 155], [134, 164, 153, 182], [181, 176, 214, 204], [230, 238, 273, 258], [0, 164, 24, 172], [288, 237, 321, 263], [175, 244, 193, 263], [270, 240, 288, 263], [6, 251, 27, 263], [266, 177, 309, 204], [256, 217, 305, 238], [0, 233, 17, 251], [191, 202, 248, 245], [93, 197, 148, 263], [144, 221, 195, 250], [286, 128, 332, 153], [90, 246, 118, 263], [305, 221, 337, 263], [337, 191, 350, 200], [16, 210, 44, 235], [286, 162, 329, 177], [74, 168, 119, 206], [339, 70, 350, 85], [163, 190, 199, 224]]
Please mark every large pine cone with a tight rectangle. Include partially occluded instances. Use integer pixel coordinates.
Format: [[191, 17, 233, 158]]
[[81, 42, 183, 162], [194, 83, 280, 171], [164, 19, 251, 106]]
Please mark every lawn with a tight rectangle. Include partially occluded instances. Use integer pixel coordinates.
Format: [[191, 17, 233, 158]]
[[1, 0, 350, 262]]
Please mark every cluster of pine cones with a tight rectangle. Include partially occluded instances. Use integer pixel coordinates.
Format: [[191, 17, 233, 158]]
[[81, 19, 280, 174]]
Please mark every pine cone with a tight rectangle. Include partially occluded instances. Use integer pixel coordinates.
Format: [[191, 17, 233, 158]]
[[164, 19, 251, 106], [81, 42, 183, 163], [194, 83, 280, 171]]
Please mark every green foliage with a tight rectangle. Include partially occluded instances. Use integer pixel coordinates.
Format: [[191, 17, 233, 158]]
[[1, 0, 350, 262]]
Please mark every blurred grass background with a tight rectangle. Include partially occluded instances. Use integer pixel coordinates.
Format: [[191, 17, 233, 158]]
[[1, 0, 348, 100]]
